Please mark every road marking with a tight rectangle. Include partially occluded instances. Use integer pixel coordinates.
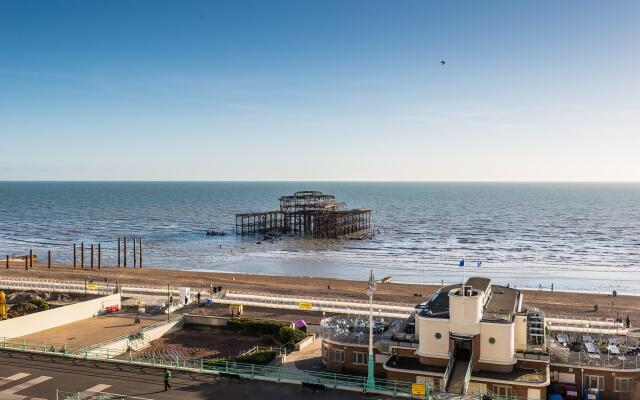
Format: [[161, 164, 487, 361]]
[[101, 392, 155, 400], [0, 375, 52, 395], [0, 374, 30, 387], [83, 384, 111, 393]]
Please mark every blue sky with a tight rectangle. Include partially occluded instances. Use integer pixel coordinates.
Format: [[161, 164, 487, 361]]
[[1, 0, 638, 181]]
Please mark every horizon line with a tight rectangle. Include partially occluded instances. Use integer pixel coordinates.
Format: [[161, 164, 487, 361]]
[[1, 180, 640, 184]]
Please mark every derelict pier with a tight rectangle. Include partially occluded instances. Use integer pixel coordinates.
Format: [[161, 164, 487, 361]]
[[235, 191, 371, 239]]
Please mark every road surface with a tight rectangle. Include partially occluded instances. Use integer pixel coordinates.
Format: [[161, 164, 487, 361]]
[[0, 351, 389, 399]]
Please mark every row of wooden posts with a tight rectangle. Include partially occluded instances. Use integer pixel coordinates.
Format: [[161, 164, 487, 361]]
[[4, 236, 143, 270]]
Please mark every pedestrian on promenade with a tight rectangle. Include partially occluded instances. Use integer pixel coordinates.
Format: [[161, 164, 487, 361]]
[[197, 291, 201, 304], [164, 368, 171, 391]]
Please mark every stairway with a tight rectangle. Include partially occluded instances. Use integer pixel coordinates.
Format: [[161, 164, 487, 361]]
[[445, 359, 470, 394]]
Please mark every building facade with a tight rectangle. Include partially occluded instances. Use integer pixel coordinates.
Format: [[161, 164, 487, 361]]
[[321, 277, 640, 399]]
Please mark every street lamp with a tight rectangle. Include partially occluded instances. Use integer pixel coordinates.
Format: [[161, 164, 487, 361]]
[[366, 269, 392, 391]]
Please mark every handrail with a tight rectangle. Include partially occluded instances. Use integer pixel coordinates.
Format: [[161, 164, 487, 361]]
[[442, 350, 455, 391], [462, 354, 472, 394]]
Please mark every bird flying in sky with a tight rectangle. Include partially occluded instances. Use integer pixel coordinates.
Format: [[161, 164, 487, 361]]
[[440, 60, 446, 65]]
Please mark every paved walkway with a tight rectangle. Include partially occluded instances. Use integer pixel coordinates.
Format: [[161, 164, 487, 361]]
[[280, 338, 322, 372]]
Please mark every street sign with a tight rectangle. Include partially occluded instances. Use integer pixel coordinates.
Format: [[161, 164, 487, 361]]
[[411, 383, 426, 396], [298, 302, 313, 310]]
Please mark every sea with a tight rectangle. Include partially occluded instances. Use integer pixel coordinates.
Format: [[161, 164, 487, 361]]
[[1, 182, 639, 293]]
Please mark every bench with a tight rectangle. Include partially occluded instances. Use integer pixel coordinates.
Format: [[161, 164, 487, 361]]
[[219, 372, 242, 381], [301, 382, 326, 392]]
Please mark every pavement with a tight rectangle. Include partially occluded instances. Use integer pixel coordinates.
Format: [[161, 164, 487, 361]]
[[0, 350, 391, 400]]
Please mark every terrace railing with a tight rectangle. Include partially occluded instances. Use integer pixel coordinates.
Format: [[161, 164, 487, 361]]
[[550, 346, 640, 369], [2, 337, 427, 398]]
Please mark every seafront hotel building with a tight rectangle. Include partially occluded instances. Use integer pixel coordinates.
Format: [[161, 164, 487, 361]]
[[321, 277, 640, 399]]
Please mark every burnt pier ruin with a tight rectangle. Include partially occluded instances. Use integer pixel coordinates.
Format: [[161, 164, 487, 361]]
[[235, 191, 371, 239]]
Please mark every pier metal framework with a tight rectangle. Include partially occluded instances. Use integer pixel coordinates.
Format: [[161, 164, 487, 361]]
[[235, 191, 371, 239]]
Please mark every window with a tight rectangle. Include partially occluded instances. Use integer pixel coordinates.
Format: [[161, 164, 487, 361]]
[[352, 351, 367, 365], [493, 385, 512, 397], [615, 377, 634, 393], [332, 349, 345, 363], [585, 375, 604, 391]]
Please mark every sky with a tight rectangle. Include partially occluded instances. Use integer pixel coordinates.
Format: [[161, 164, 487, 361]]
[[0, 0, 639, 181]]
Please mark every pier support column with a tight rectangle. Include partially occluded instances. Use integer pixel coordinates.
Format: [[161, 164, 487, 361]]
[[139, 238, 142, 269], [117, 237, 121, 268], [133, 238, 137, 268], [5, 255, 8, 269], [29, 249, 33, 269], [123, 236, 127, 268], [81, 242, 84, 270], [98, 244, 101, 270], [24, 256, 28, 271], [90, 243, 94, 270], [73, 244, 77, 269], [48, 250, 51, 269]]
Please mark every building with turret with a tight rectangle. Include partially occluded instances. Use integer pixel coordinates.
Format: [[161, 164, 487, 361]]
[[321, 277, 639, 399]]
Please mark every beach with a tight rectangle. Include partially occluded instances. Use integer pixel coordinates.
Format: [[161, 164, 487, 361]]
[[3, 262, 640, 328]]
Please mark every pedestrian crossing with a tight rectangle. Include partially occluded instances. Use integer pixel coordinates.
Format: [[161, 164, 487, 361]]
[[0, 372, 111, 400]]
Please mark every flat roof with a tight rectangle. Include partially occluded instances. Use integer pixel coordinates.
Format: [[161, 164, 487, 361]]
[[417, 277, 520, 321], [384, 355, 446, 374]]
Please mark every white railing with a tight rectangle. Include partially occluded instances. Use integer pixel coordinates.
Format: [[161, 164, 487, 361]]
[[218, 291, 412, 318], [442, 350, 454, 390], [462, 356, 472, 395]]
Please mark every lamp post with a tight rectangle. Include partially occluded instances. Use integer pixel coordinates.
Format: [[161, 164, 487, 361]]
[[365, 270, 392, 392]]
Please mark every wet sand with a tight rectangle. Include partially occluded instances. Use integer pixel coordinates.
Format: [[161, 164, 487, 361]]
[[3, 262, 640, 328]]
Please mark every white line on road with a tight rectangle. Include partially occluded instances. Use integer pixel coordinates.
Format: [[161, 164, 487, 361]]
[[101, 391, 156, 400], [0, 375, 51, 395], [84, 384, 111, 393], [0, 374, 30, 387]]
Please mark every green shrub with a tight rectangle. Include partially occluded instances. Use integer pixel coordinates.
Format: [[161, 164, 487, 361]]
[[29, 297, 50, 310], [235, 350, 277, 365], [226, 318, 290, 336], [278, 326, 307, 345]]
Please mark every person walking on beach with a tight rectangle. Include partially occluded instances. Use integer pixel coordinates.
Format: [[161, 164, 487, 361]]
[[163, 368, 171, 391], [197, 291, 201, 304]]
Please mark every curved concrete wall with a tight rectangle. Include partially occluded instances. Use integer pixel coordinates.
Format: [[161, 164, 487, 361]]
[[479, 321, 516, 365], [0, 293, 121, 339], [416, 316, 449, 358]]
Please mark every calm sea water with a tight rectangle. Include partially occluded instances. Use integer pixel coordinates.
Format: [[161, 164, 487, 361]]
[[1, 182, 639, 292]]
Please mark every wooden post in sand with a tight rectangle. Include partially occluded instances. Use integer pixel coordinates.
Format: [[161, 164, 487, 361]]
[[24, 256, 28, 270], [117, 237, 121, 268], [133, 238, 137, 268], [73, 243, 77, 269], [139, 238, 142, 269], [98, 243, 101, 270], [5, 255, 8, 269], [123, 236, 127, 268], [29, 249, 33, 269], [48, 250, 51, 269], [81, 242, 84, 270], [90, 243, 94, 270]]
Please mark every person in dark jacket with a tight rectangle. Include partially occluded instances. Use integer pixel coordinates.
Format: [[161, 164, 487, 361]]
[[164, 368, 171, 391]]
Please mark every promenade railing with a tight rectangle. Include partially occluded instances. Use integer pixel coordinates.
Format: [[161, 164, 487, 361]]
[[1, 337, 424, 398]]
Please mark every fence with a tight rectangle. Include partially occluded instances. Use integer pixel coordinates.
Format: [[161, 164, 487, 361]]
[[56, 391, 124, 400], [1, 337, 423, 398]]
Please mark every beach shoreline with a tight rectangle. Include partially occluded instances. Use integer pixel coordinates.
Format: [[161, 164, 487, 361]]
[[2, 262, 639, 328]]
